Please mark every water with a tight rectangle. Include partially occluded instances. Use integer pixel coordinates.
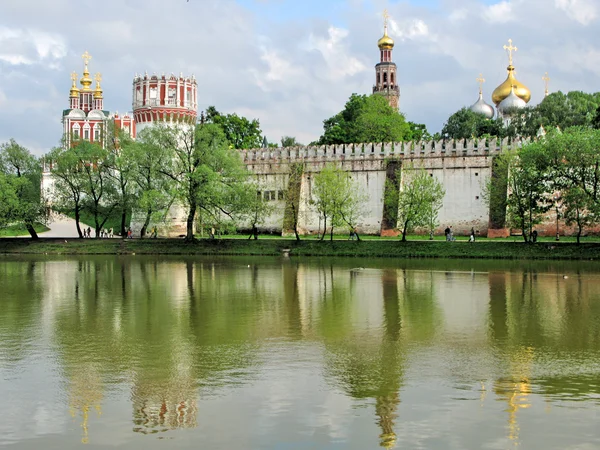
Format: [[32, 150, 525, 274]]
[[1, 256, 600, 449]]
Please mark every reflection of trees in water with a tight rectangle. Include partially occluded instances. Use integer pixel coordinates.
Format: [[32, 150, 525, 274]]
[[397, 269, 442, 344], [50, 258, 274, 439], [320, 268, 406, 448], [487, 270, 600, 445], [0, 261, 43, 363]]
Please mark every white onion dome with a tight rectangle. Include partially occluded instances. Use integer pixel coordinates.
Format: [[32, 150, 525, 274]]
[[469, 92, 495, 119], [498, 86, 526, 113]]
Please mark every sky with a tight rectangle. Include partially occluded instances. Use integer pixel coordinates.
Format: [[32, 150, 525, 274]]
[[0, 0, 599, 154]]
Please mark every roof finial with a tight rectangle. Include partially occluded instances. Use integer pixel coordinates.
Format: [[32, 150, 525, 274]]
[[476, 73, 485, 95], [383, 9, 390, 33], [542, 72, 550, 97], [503, 39, 518, 66]]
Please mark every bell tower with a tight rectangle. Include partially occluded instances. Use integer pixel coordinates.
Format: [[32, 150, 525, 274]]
[[373, 10, 400, 110]]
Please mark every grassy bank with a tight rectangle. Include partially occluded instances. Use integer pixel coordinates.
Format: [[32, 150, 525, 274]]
[[0, 237, 599, 260], [0, 222, 50, 237]]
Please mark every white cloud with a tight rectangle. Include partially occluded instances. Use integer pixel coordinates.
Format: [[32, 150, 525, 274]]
[[0, 26, 66, 67], [483, 1, 514, 23], [555, 0, 598, 25], [389, 18, 431, 40], [307, 26, 367, 78]]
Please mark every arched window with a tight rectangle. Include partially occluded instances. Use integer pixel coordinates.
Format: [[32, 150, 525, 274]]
[[391, 73, 395, 84], [383, 73, 388, 83]]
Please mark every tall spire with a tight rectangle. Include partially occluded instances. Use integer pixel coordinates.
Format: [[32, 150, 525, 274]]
[[542, 72, 550, 97]]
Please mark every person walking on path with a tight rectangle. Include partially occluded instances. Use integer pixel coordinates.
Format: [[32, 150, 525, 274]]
[[469, 227, 475, 243], [444, 226, 451, 242]]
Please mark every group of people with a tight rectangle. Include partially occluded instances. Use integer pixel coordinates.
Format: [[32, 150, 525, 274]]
[[81, 226, 158, 239], [444, 226, 477, 242], [82, 227, 114, 238]]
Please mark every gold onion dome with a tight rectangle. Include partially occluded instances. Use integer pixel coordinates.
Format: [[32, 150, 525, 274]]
[[378, 28, 394, 50], [492, 65, 531, 105], [378, 10, 394, 50], [94, 73, 103, 99], [69, 72, 80, 97], [80, 50, 93, 91]]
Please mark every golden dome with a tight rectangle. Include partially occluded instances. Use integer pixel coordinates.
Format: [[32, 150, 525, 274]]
[[80, 50, 93, 91], [492, 65, 531, 105], [69, 72, 80, 97], [93, 73, 103, 99], [378, 28, 394, 50]]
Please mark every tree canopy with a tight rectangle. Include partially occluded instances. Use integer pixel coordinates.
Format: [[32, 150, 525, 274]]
[[0, 139, 45, 238], [205, 106, 263, 149], [441, 91, 600, 140], [317, 94, 413, 144], [441, 108, 504, 140]]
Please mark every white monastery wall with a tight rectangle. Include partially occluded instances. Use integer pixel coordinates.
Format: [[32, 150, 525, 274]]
[[244, 138, 520, 236]]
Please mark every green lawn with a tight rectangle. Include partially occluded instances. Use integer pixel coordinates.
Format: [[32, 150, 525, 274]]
[[0, 222, 50, 237], [1, 237, 599, 261]]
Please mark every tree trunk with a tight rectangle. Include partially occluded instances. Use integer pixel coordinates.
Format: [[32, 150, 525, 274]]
[[320, 216, 327, 241], [294, 223, 300, 241], [25, 222, 38, 240], [330, 225, 334, 241], [120, 207, 127, 238], [141, 208, 152, 239], [75, 207, 83, 239], [577, 224, 582, 245], [185, 203, 196, 242], [402, 220, 409, 242]]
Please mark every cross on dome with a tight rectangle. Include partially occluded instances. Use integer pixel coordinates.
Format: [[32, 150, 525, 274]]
[[476, 74, 486, 94], [82, 51, 92, 66], [542, 72, 550, 96], [383, 9, 390, 29], [503, 39, 517, 66]]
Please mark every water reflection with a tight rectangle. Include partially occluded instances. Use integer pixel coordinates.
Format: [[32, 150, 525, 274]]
[[1, 257, 600, 448]]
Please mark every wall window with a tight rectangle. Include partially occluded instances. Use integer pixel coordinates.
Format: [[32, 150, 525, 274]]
[[278, 191, 284, 201], [84, 129, 89, 140], [73, 129, 79, 139], [94, 128, 100, 141]]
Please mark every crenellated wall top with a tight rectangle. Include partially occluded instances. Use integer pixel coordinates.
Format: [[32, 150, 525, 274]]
[[240, 138, 530, 164]]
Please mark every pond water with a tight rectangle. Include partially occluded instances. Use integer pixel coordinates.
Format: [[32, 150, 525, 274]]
[[1, 256, 600, 449]]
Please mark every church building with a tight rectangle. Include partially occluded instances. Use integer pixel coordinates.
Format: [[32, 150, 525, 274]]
[[62, 51, 136, 149]]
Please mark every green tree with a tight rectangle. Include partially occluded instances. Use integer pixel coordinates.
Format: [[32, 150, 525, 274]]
[[46, 145, 86, 238], [281, 136, 301, 147], [441, 107, 503, 139], [75, 140, 120, 237], [0, 139, 45, 239], [205, 106, 263, 149], [318, 94, 411, 144], [407, 122, 431, 141], [396, 167, 445, 242], [160, 123, 251, 241], [106, 126, 136, 237], [498, 149, 550, 242], [243, 182, 273, 240], [311, 164, 367, 241], [561, 186, 596, 244], [282, 162, 304, 241], [131, 126, 176, 238]]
